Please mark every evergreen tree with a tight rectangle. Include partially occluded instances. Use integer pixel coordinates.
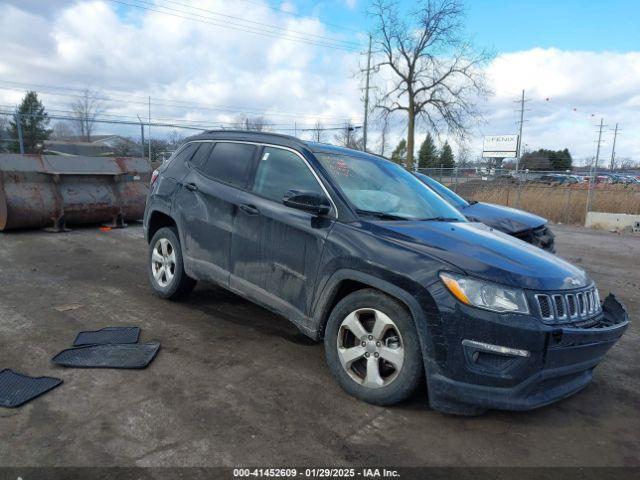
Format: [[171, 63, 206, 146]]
[[9, 91, 51, 153], [417, 133, 438, 168], [390, 139, 407, 166], [521, 148, 572, 171], [438, 141, 455, 168]]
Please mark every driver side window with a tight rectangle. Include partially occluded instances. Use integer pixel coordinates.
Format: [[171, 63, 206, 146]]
[[251, 147, 323, 203]]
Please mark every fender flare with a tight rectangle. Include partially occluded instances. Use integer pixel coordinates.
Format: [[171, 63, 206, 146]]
[[145, 206, 177, 243], [312, 268, 441, 383]]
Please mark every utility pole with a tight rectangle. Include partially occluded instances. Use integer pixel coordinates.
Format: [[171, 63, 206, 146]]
[[148, 96, 152, 165], [586, 118, 606, 217], [514, 90, 529, 173], [137, 115, 146, 163], [362, 34, 373, 152], [609, 122, 619, 172], [15, 110, 24, 154]]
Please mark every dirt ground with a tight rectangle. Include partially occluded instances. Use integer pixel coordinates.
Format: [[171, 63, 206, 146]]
[[0, 223, 638, 467]]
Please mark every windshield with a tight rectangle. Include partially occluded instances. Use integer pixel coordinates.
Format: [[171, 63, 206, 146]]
[[413, 172, 469, 209], [317, 153, 466, 222]]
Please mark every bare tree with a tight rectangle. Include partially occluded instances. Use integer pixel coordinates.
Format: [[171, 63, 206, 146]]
[[237, 115, 272, 132], [370, 0, 491, 170], [51, 121, 75, 140], [165, 130, 186, 150], [334, 121, 363, 150], [311, 120, 326, 143], [70, 89, 104, 142]]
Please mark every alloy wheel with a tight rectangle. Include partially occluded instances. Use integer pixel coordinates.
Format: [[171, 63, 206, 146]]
[[336, 308, 405, 389], [151, 237, 176, 288]]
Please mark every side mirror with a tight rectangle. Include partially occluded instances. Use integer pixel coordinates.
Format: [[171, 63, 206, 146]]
[[283, 190, 331, 216]]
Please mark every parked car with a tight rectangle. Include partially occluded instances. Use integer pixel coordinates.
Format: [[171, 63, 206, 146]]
[[144, 131, 628, 415], [413, 172, 555, 252]]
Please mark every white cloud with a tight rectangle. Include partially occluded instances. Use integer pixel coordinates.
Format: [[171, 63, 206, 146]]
[[0, 0, 363, 139], [0, 1, 637, 163], [480, 48, 640, 162]]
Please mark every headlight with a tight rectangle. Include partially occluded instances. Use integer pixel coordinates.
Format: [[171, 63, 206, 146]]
[[439, 272, 530, 314]]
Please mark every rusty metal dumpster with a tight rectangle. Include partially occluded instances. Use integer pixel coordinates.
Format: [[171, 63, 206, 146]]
[[0, 154, 150, 232]]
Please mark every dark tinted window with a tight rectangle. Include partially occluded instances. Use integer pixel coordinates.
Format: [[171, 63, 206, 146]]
[[201, 142, 256, 188], [189, 142, 214, 168], [173, 143, 199, 164], [164, 142, 198, 176], [252, 147, 323, 203]]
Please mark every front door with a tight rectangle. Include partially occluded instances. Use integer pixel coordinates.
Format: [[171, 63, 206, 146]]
[[230, 146, 335, 319]]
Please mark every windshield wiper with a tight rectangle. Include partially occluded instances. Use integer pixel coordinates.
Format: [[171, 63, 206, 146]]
[[420, 216, 462, 222], [355, 209, 410, 221]]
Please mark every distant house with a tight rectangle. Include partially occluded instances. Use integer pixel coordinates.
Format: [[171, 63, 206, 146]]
[[43, 135, 142, 157]]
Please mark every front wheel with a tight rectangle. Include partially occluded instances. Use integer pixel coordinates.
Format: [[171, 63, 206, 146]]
[[324, 289, 423, 406], [148, 226, 196, 299]]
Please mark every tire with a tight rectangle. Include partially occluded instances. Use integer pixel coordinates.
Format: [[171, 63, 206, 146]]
[[324, 289, 423, 406], [148, 226, 196, 299]]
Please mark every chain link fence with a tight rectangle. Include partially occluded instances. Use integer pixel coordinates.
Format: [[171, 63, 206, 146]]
[[417, 167, 640, 226]]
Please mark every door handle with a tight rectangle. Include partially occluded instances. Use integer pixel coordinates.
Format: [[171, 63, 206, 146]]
[[239, 204, 260, 215], [184, 182, 198, 192]]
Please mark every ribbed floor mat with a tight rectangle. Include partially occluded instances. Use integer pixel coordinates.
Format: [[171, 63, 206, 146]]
[[52, 342, 160, 369], [73, 326, 140, 346], [0, 369, 62, 408]]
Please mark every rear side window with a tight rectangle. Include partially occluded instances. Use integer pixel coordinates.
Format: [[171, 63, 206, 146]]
[[252, 147, 323, 203], [163, 142, 199, 176], [201, 142, 256, 188], [189, 142, 214, 168]]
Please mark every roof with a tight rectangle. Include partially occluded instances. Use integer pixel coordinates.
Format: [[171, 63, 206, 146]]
[[190, 130, 306, 149], [186, 131, 383, 161]]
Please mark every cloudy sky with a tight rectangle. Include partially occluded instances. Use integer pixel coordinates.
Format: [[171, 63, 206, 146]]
[[0, 0, 638, 164]]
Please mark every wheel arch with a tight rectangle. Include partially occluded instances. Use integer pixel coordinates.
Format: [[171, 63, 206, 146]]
[[146, 210, 178, 244], [312, 269, 437, 341], [312, 268, 442, 398]]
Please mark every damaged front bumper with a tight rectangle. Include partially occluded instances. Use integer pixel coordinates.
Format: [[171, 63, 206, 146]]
[[425, 293, 629, 414]]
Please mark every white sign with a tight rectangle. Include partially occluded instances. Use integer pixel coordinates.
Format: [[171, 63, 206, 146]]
[[482, 135, 518, 157], [482, 150, 517, 158]]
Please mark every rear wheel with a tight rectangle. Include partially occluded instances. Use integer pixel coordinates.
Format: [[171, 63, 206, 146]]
[[324, 289, 423, 406], [148, 226, 196, 299]]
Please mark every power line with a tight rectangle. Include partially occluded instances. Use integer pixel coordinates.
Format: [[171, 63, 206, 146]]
[[0, 110, 359, 134], [231, 0, 363, 34], [109, 0, 360, 51], [155, 0, 363, 47], [0, 81, 362, 122], [0, 103, 353, 129]]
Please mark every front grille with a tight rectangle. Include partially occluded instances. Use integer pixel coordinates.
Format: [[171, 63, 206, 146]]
[[535, 286, 601, 323]]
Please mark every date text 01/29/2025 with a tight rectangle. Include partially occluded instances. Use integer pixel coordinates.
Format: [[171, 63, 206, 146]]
[[233, 468, 401, 478]]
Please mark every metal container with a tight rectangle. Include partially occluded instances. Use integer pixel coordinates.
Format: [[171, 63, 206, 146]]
[[0, 154, 150, 232]]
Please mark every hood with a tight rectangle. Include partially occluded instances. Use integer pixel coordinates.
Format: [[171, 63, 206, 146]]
[[372, 220, 588, 291], [460, 202, 547, 234]]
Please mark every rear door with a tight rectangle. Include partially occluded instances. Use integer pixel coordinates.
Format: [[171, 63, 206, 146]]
[[230, 146, 335, 319], [175, 141, 258, 285]]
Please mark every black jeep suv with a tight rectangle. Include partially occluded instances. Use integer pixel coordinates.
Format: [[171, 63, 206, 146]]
[[144, 131, 628, 415]]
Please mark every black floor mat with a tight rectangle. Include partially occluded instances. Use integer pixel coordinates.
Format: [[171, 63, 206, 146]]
[[51, 342, 160, 369], [0, 369, 62, 408], [73, 326, 140, 346]]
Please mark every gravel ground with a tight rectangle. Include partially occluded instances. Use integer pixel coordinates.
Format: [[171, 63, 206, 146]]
[[0, 223, 638, 467]]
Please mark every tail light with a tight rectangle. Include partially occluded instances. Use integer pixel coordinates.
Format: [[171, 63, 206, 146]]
[[150, 169, 159, 186]]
